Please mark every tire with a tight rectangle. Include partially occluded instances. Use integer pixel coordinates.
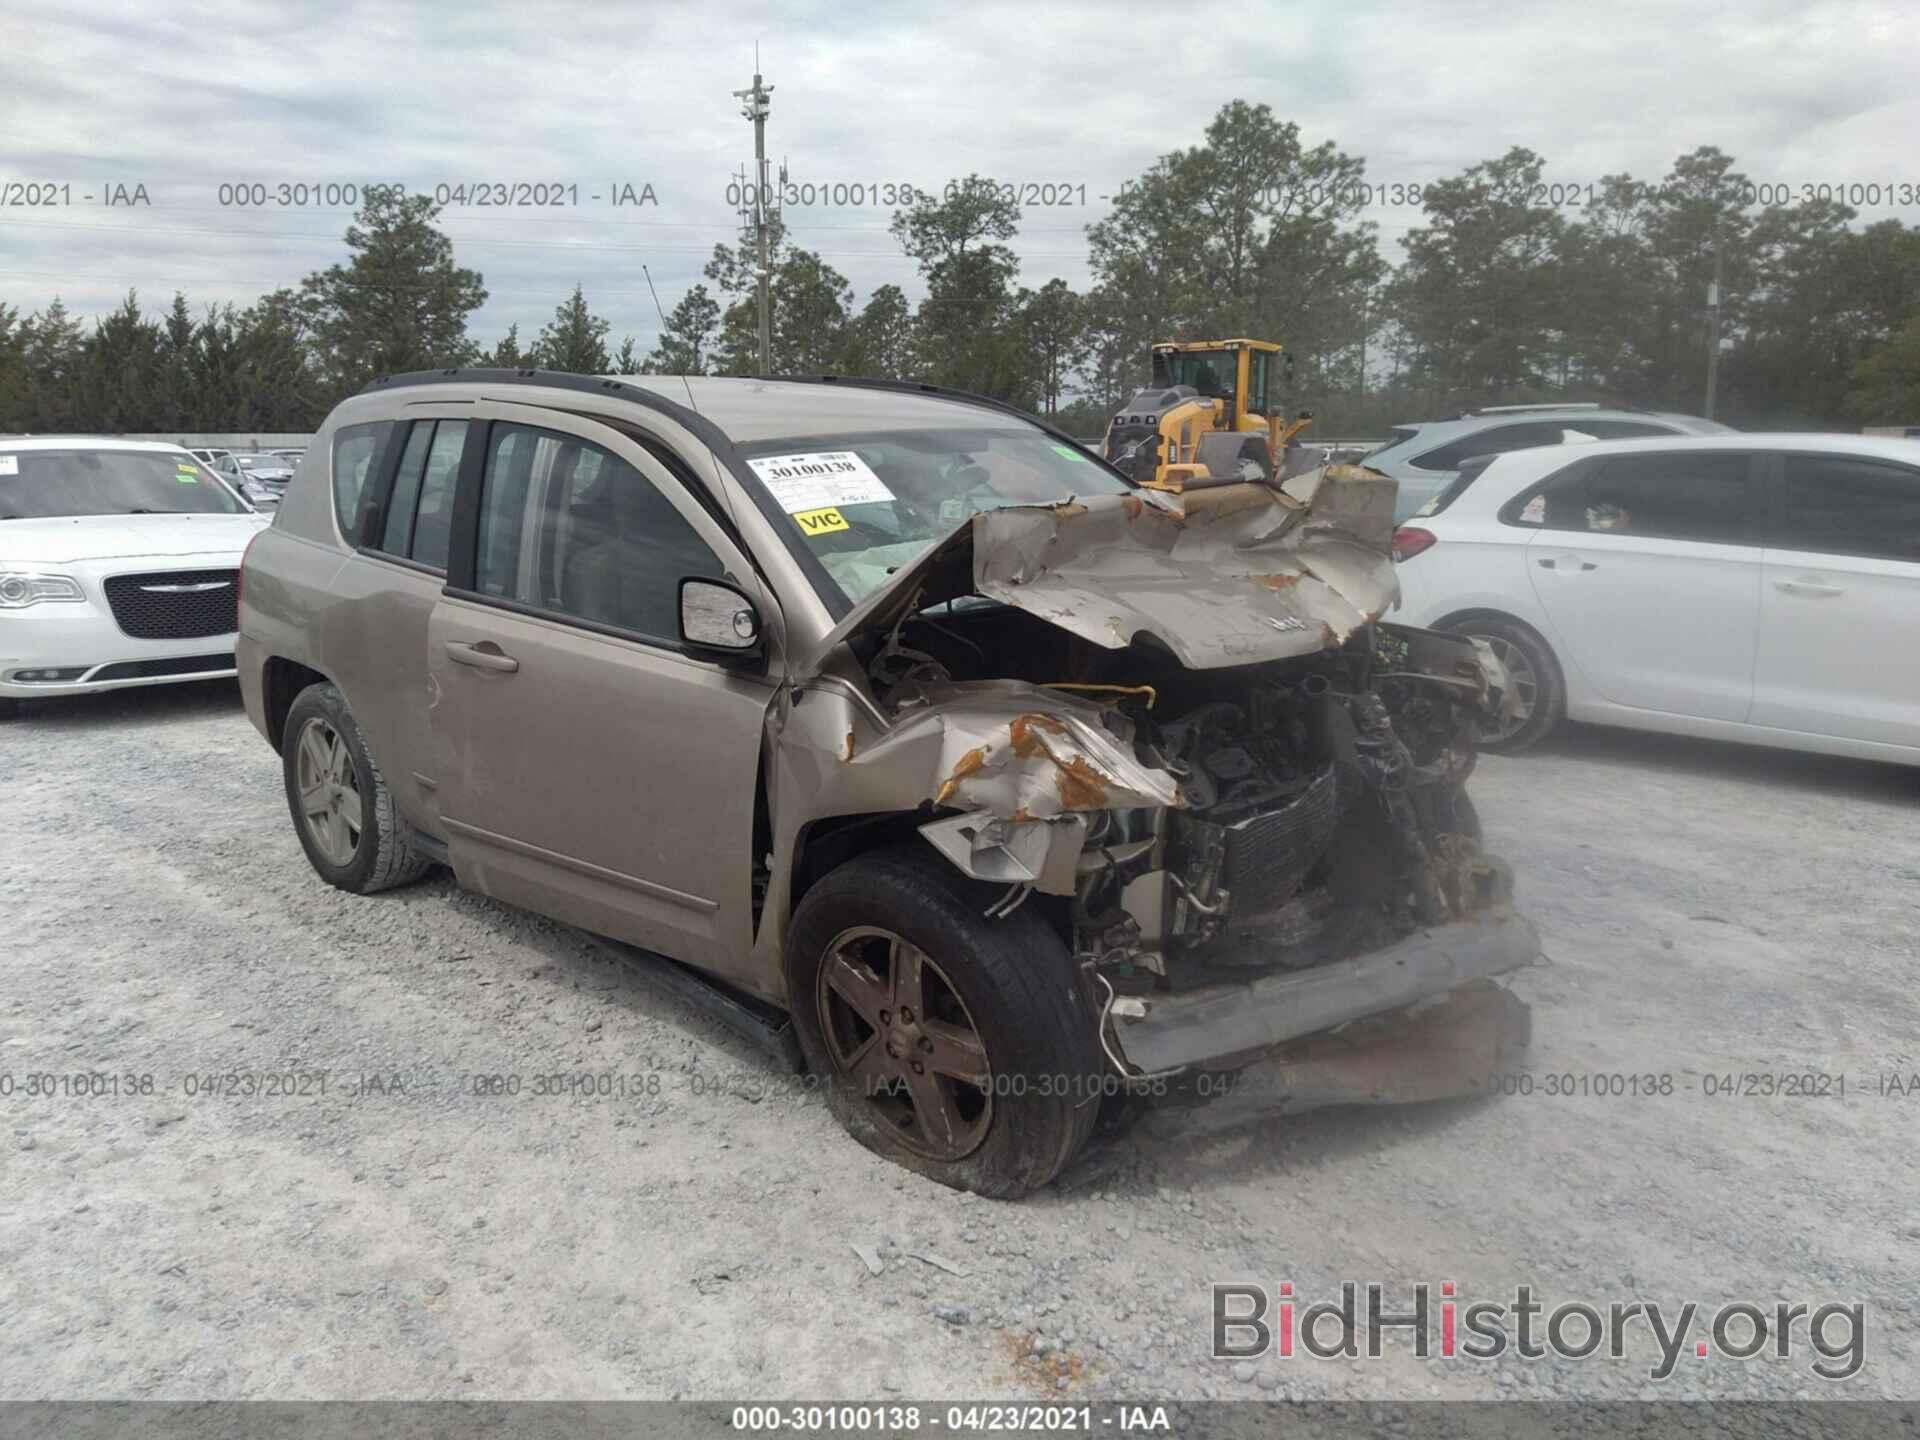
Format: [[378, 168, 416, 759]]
[[786, 848, 1104, 1199], [281, 681, 433, 894], [0, 697, 19, 721], [1448, 617, 1563, 754]]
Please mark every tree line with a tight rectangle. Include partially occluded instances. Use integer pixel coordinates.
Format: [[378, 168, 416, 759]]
[[3, 101, 1917, 439]]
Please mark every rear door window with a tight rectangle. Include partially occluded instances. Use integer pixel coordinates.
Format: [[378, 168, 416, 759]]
[[379, 423, 435, 553], [1779, 454, 1920, 561], [1539, 452, 1756, 543], [374, 420, 470, 570]]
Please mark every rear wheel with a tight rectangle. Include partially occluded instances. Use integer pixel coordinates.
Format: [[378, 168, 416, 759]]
[[281, 682, 433, 894], [787, 848, 1103, 1198], [1448, 618, 1562, 754]]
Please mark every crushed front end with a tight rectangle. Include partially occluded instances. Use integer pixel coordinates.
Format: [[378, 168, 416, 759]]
[[1063, 621, 1536, 1080], [793, 466, 1537, 1094]]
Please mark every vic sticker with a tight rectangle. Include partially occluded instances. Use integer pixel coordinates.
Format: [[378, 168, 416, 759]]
[[746, 451, 894, 513], [792, 506, 850, 537]]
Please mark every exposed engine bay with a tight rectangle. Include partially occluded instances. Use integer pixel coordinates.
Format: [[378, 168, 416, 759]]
[[856, 594, 1510, 997]]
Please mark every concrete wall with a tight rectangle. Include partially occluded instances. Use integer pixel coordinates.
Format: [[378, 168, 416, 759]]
[[118, 433, 315, 450]]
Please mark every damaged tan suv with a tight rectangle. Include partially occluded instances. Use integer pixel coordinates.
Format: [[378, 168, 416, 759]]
[[239, 370, 1537, 1197]]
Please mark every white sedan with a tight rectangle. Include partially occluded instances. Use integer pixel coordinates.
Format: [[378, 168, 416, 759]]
[[0, 438, 270, 715], [1390, 433, 1920, 765]]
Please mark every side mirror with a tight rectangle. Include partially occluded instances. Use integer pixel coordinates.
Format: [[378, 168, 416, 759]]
[[680, 577, 764, 659]]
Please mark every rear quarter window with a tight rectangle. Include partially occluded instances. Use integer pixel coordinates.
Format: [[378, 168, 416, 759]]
[[1409, 421, 1568, 472], [1368, 427, 1419, 460], [331, 421, 395, 542], [1412, 453, 1499, 518]]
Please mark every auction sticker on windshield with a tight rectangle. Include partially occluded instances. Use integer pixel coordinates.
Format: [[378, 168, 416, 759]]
[[746, 451, 894, 513], [0, 456, 17, 476], [792, 506, 850, 536]]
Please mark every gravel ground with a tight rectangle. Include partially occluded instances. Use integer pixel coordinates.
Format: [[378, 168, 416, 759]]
[[2, 680, 1916, 1402]]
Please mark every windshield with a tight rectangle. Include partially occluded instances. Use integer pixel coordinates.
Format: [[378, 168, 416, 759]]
[[0, 449, 249, 518], [234, 454, 289, 471], [1168, 350, 1236, 398], [736, 426, 1129, 606]]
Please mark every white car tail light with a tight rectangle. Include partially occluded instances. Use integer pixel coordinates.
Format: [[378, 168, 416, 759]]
[[1391, 526, 1436, 563]]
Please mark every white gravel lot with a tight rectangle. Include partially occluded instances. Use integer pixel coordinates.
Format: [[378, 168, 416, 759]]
[[2, 680, 1915, 1403]]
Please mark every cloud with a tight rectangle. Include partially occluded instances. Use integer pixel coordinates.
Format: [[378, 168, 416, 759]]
[[1, 0, 1913, 348]]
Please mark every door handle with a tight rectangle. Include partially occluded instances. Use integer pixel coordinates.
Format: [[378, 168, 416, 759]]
[[1537, 557, 1598, 571], [445, 640, 520, 673], [1774, 578, 1843, 598]]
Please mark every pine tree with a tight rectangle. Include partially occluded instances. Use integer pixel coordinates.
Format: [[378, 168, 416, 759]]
[[0, 302, 29, 429], [235, 289, 320, 430], [891, 177, 1022, 396], [22, 298, 85, 431], [298, 189, 486, 395], [75, 291, 164, 432], [844, 284, 914, 378], [1016, 280, 1084, 416], [532, 285, 611, 374], [159, 292, 201, 428], [645, 284, 719, 374], [486, 324, 527, 368]]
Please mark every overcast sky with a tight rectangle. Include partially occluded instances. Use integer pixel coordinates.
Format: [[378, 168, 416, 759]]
[[3, 0, 1916, 352]]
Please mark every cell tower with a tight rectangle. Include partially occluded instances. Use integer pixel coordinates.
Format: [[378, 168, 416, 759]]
[[732, 54, 775, 375]]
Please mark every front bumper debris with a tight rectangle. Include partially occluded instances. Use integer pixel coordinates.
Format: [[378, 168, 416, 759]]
[[1207, 981, 1531, 1111], [1111, 912, 1538, 1074]]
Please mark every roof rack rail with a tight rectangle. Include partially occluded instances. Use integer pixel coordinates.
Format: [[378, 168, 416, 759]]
[[1471, 402, 1603, 414], [361, 368, 1130, 486]]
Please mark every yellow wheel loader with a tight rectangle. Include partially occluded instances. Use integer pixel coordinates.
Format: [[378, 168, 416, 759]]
[[1102, 338, 1316, 491]]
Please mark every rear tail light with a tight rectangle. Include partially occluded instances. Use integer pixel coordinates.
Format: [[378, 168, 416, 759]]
[[1391, 525, 1437, 562]]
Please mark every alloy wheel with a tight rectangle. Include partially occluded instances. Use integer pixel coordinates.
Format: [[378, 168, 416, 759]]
[[1469, 633, 1538, 744], [815, 926, 993, 1161], [295, 716, 364, 866]]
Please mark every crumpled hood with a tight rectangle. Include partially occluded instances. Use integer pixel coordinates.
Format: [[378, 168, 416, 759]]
[[0, 512, 269, 564], [800, 464, 1400, 678]]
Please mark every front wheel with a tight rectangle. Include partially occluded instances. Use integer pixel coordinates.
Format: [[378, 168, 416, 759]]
[[786, 848, 1103, 1198]]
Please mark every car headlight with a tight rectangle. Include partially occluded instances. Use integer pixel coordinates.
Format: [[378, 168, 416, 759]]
[[0, 570, 87, 607]]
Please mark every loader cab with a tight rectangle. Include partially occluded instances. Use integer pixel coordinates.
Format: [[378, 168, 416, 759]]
[[1150, 340, 1286, 430]]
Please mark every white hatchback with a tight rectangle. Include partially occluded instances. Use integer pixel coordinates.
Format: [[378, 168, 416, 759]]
[[0, 438, 269, 713], [1390, 434, 1920, 765]]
